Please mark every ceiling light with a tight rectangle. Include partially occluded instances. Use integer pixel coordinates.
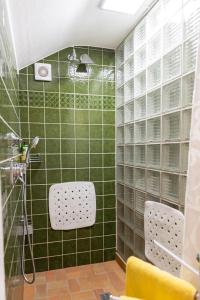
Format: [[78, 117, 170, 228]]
[[100, 0, 145, 15]]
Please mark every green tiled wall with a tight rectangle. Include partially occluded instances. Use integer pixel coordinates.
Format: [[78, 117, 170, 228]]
[[0, 1, 23, 299], [18, 46, 116, 272]]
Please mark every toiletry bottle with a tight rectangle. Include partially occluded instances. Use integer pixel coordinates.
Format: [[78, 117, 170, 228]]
[[21, 142, 28, 162]]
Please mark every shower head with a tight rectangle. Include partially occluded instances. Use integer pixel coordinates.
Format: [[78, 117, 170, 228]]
[[80, 54, 94, 65], [30, 136, 39, 149], [76, 63, 88, 73], [67, 48, 79, 64]]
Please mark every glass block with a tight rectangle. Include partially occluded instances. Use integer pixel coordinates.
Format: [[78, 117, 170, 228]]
[[162, 144, 180, 171], [147, 117, 161, 142], [125, 145, 134, 165], [147, 32, 161, 64], [183, 0, 200, 40], [134, 121, 146, 143], [117, 237, 124, 257], [147, 60, 161, 90], [125, 124, 134, 144], [134, 233, 145, 258], [134, 168, 146, 191], [117, 201, 124, 218], [181, 143, 189, 173], [147, 89, 161, 116], [124, 244, 133, 260], [117, 146, 124, 164], [116, 66, 124, 87], [124, 79, 134, 103], [124, 206, 134, 226], [163, 46, 181, 82], [124, 56, 134, 83], [146, 194, 160, 203], [134, 212, 144, 236], [147, 144, 160, 168], [117, 126, 124, 144], [134, 46, 146, 74], [117, 183, 124, 201], [147, 170, 160, 196], [163, 0, 182, 20], [183, 34, 199, 74], [116, 86, 124, 107], [117, 218, 124, 236], [124, 101, 134, 123], [124, 166, 134, 187], [134, 96, 146, 121], [117, 165, 124, 183], [182, 109, 192, 140], [182, 73, 195, 107], [162, 173, 179, 202], [134, 145, 146, 166], [134, 71, 146, 98], [116, 107, 124, 125], [124, 186, 135, 209], [162, 112, 180, 141], [135, 191, 146, 214], [162, 79, 181, 112], [134, 19, 146, 50], [124, 225, 134, 248], [163, 12, 182, 53], [146, 2, 162, 38], [116, 43, 124, 67], [180, 176, 187, 206], [124, 33, 134, 60]]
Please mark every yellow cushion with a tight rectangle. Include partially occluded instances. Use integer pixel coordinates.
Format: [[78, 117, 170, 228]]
[[125, 256, 197, 300]]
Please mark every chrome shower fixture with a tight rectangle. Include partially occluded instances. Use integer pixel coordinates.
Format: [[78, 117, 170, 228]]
[[30, 136, 39, 149], [67, 47, 94, 74]]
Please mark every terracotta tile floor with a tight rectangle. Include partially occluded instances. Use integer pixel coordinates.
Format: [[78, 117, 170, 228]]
[[24, 261, 126, 300]]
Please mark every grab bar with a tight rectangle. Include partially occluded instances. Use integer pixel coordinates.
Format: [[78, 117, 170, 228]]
[[154, 240, 200, 276]]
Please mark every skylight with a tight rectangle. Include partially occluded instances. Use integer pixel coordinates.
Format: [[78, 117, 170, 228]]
[[100, 0, 145, 15]]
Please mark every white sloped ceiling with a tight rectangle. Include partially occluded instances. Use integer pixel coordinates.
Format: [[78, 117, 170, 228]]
[[7, 0, 154, 70]]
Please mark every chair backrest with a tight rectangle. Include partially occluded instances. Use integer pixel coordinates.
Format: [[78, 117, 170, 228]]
[[144, 201, 185, 276]]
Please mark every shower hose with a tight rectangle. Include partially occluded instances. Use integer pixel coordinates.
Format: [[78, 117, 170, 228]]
[[19, 170, 36, 284]]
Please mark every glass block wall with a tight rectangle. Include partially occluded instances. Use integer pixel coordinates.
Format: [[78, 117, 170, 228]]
[[116, 0, 200, 261]]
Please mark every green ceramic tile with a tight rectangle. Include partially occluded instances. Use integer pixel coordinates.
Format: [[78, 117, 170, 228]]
[[62, 169, 75, 181], [44, 52, 59, 61], [104, 181, 115, 194], [91, 237, 103, 250], [20, 107, 28, 122], [90, 140, 102, 153], [76, 154, 89, 168], [46, 154, 61, 169], [89, 80, 102, 95], [104, 167, 115, 181], [63, 240, 76, 254], [90, 168, 103, 181], [76, 140, 89, 153], [47, 169, 61, 184], [90, 154, 102, 167], [34, 258, 48, 272], [60, 109, 74, 123], [75, 79, 88, 95], [61, 124, 75, 138], [63, 229, 76, 240], [46, 123, 60, 138], [33, 229, 47, 244], [103, 111, 115, 124], [62, 154, 75, 168], [103, 154, 115, 166], [89, 49, 102, 65], [45, 108, 59, 123], [49, 256, 62, 270], [32, 200, 47, 215], [75, 110, 89, 124], [77, 227, 91, 238], [96, 196, 103, 209], [32, 214, 47, 229], [76, 168, 89, 181], [46, 139, 60, 153], [103, 50, 115, 66], [33, 244, 47, 258], [63, 254, 76, 268], [76, 125, 89, 138], [59, 47, 73, 61], [104, 208, 116, 222], [104, 222, 116, 235], [29, 107, 44, 123], [49, 241, 62, 256], [90, 125, 102, 139], [103, 140, 115, 153], [77, 238, 90, 252], [77, 252, 90, 265], [60, 77, 74, 93], [61, 139, 75, 153], [89, 110, 102, 124], [104, 248, 115, 261], [91, 223, 103, 237], [48, 228, 62, 242], [96, 209, 103, 223], [91, 250, 103, 263], [30, 123, 45, 138], [104, 195, 116, 208], [28, 75, 43, 91]]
